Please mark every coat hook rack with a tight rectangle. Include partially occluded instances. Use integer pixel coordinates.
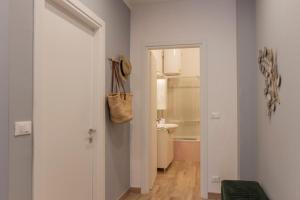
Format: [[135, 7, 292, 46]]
[[108, 58, 120, 63]]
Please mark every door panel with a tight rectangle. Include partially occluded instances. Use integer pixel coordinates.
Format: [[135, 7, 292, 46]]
[[38, 2, 94, 200]]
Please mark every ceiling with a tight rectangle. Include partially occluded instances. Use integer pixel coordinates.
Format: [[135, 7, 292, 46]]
[[124, 0, 177, 8]]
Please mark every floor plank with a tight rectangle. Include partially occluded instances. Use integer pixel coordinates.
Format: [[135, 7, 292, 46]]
[[123, 161, 221, 200]]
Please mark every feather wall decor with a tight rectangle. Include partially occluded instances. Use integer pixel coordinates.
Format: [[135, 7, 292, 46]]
[[258, 47, 282, 118]]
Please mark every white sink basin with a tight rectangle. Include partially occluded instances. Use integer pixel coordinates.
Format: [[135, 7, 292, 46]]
[[157, 123, 178, 132]]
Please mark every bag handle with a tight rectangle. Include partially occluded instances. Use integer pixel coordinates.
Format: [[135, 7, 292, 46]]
[[115, 64, 126, 93], [111, 61, 118, 93], [111, 61, 126, 94]]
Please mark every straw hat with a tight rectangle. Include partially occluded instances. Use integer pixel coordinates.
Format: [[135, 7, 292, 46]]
[[119, 56, 132, 80]]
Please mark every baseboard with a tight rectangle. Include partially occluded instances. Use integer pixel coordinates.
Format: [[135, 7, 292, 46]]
[[118, 189, 130, 200], [208, 192, 221, 199], [129, 187, 141, 193], [118, 187, 141, 200], [118, 188, 217, 199]]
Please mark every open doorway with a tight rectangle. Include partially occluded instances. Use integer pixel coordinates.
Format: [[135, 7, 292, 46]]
[[148, 47, 204, 198]]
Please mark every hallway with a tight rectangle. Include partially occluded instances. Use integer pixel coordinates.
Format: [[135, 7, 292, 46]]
[[3, 0, 299, 199], [124, 161, 220, 200]]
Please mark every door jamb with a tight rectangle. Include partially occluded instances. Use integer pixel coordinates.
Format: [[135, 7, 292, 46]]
[[141, 42, 209, 199], [33, 0, 106, 199]]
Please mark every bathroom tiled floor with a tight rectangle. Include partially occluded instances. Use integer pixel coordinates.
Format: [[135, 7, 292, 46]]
[[123, 161, 221, 200]]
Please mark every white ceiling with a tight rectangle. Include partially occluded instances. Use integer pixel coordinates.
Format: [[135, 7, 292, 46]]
[[124, 0, 176, 8]]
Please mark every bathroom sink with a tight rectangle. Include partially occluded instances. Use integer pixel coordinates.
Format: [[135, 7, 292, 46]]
[[157, 123, 178, 133]]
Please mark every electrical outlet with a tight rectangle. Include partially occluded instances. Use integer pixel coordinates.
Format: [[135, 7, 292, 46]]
[[211, 112, 221, 119], [211, 176, 221, 183], [15, 121, 32, 136]]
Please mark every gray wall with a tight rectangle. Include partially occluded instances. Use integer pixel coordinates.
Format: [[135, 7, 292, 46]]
[[77, 0, 131, 199], [130, 0, 239, 193], [0, 0, 9, 200], [256, 0, 300, 199], [7, 0, 131, 200], [9, 0, 34, 200], [236, 0, 257, 181]]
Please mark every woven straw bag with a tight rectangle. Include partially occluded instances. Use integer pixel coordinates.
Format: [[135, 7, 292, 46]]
[[107, 61, 133, 123]]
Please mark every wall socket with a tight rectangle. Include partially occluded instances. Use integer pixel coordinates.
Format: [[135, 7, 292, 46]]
[[15, 121, 32, 136], [211, 176, 221, 183]]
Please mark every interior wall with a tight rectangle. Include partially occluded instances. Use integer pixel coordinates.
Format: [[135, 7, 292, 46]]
[[166, 48, 201, 139], [130, 0, 238, 193], [0, 0, 9, 200], [9, 1, 34, 200], [167, 77, 200, 139], [71, 1, 131, 199], [8, 0, 131, 200], [180, 48, 201, 77], [236, 0, 257, 181], [256, 0, 300, 199]]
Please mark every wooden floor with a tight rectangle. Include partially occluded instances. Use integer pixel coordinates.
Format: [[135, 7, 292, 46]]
[[123, 161, 221, 200]]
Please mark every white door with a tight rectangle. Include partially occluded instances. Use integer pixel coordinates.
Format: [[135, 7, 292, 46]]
[[149, 51, 158, 188], [34, 0, 105, 200]]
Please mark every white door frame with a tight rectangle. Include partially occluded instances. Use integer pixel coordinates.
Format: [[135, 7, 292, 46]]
[[141, 41, 209, 199], [33, 0, 106, 199]]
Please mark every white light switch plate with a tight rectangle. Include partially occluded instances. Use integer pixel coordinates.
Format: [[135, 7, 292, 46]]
[[211, 112, 221, 119], [15, 121, 32, 136]]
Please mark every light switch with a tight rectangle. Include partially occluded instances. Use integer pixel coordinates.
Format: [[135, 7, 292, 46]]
[[211, 112, 221, 119], [15, 121, 32, 136]]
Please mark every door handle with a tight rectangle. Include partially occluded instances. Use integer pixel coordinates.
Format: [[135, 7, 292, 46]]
[[88, 129, 96, 134], [88, 129, 96, 143]]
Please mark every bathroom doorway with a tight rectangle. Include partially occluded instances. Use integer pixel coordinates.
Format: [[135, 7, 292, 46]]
[[145, 45, 208, 198]]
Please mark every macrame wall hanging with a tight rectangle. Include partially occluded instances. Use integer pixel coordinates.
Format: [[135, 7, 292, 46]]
[[258, 47, 282, 118]]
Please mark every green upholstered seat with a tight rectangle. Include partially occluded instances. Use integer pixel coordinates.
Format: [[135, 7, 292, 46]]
[[221, 180, 269, 200]]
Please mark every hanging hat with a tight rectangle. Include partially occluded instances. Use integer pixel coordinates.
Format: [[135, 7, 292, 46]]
[[119, 56, 132, 80]]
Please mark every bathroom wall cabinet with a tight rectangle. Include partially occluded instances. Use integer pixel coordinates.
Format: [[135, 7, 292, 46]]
[[150, 49, 182, 76], [163, 49, 182, 75], [157, 79, 167, 110]]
